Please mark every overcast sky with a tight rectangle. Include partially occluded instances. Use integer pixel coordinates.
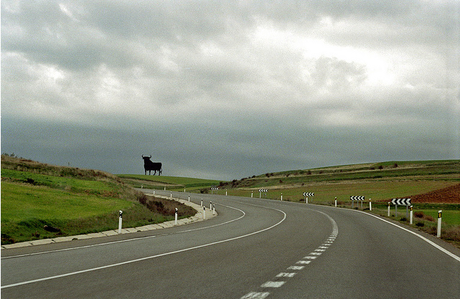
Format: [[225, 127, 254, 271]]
[[2, 0, 459, 180]]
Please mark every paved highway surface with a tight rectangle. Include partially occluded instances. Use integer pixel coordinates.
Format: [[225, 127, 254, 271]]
[[2, 190, 460, 298]]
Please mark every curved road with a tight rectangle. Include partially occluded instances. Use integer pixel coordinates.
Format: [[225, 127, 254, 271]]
[[2, 191, 460, 298]]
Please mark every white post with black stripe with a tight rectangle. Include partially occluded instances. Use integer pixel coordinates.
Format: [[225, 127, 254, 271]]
[[118, 210, 123, 234], [410, 205, 413, 224], [437, 210, 442, 238], [303, 192, 314, 204], [174, 208, 178, 225], [334, 197, 337, 207]]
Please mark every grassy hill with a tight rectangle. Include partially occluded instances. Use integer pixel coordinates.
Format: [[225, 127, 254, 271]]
[[1, 155, 195, 245]]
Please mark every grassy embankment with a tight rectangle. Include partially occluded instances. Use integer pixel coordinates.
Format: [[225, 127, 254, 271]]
[[1, 155, 195, 245], [117, 174, 221, 192], [124, 160, 460, 247]]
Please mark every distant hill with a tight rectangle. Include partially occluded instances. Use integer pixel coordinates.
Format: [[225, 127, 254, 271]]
[[221, 160, 460, 191]]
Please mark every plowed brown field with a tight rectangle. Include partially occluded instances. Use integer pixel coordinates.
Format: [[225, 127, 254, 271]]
[[412, 183, 460, 203]]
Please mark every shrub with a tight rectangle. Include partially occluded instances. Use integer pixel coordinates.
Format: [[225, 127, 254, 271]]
[[414, 211, 424, 218]]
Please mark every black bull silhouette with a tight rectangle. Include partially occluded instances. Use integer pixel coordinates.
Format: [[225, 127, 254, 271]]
[[142, 155, 162, 175]]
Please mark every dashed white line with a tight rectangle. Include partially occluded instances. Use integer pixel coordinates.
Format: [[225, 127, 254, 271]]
[[287, 265, 304, 270], [240, 292, 270, 299], [261, 281, 286, 288], [276, 272, 296, 278], [240, 208, 339, 299]]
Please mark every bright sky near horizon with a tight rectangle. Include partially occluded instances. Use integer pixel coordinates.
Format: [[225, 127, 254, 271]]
[[2, 0, 459, 180]]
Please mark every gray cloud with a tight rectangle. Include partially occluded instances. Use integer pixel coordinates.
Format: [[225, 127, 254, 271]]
[[2, 0, 459, 180]]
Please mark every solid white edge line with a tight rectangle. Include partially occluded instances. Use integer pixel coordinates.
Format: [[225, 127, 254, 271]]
[[355, 210, 460, 262], [2, 205, 287, 289]]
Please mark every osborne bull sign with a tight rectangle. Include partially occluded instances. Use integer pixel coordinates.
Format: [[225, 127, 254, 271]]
[[142, 155, 162, 175]]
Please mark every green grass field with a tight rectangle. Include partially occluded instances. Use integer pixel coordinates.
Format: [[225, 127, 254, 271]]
[[118, 174, 221, 191], [1, 155, 196, 244]]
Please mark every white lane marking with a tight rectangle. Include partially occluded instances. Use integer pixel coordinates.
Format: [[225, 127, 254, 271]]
[[1, 236, 157, 260], [241, 208, 340, 298], [287, 266, 304, 270], [355, 210, 460, 263], [177, 203, 246, 233], [3, 203, 247, 260], [261, 281, 285, 288], [241, 292, 270, 299], [2, 205, 287, 289], [276, 272, 296, 278]]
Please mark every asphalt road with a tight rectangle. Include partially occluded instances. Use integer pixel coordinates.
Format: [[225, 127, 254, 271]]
[[2, 191, 460, 298]]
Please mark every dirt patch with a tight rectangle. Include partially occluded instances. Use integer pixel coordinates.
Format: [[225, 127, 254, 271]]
[[412, 183, 460, 203]]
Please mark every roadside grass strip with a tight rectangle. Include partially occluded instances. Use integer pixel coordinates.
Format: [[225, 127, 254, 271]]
[[240, 209, 339, 299]]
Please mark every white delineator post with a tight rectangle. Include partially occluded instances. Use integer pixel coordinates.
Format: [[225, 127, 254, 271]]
[[410, 205, 413, 225], [334, 197, 337, 207], [118, 210, 123, 234], [203, 206, 206, 219], [369, 198, 372, 211], [437, 210, 442, 238], [251, 192, 253, 198], [306, 197, 308, 204], [388, 202, 391, 217], [175, 208, 178, 225], [280, 193, 283, 201], [188, 195, 190, 202]]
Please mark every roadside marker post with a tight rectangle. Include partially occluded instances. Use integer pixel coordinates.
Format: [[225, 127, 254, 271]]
[[303, 192, 314, 204], [251, 191, 253, 198], [410, 206, 413, 224], [203, 206, 206, 220], [201, 199, 203, 207], [334, 197, 337, 207], [175, 208, 178, 225], [280, 193, 283, 201], [188, 195, 190, 202], [437, 210, 442, 238], [369, 198, 372, 211], [388, 202, 391, 217], [118, 210, 123, 234], [226, 189, 228, 196]]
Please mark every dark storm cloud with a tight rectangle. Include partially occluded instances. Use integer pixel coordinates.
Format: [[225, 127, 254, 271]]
[[2, 0, 458, 180]]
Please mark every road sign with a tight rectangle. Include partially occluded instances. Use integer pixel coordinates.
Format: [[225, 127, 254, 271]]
[[303, 192, 314, 197], [350, 196, 365, 200], [391, 198, 411, 206], [259, 189, 268, 193]]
